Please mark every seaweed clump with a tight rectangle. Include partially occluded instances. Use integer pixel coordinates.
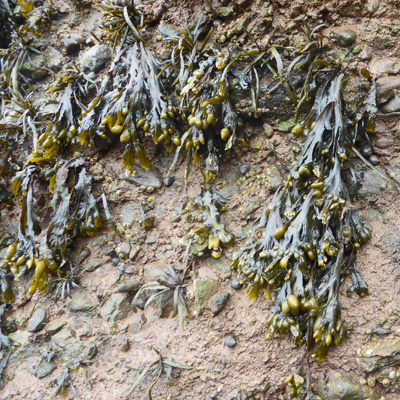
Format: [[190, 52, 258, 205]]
[[231, 70, 375, 390]]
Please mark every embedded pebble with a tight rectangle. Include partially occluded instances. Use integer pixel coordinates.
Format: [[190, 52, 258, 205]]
[[163, 176, 175, 187], [212, 293, 230, 316], [239, 164, 250, 175], [123, 167, 162, 189], [369, 155, 380, 166], [360, 145, 372, 158], [335, 29, 357, 47], [225, 335, 236, 348], [135, 296, 147, 310], [231, 278, 242, 290], [117, 280, 141, 293], [111, 257, 120, 266], [117, 242, 131, 260], [27, 308, 47, 333]]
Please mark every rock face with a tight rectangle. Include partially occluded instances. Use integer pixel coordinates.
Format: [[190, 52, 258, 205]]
[[314, 372, 379, 400], [27, 308, 47, 333], [356, 335, 400, 374], [80, 44, 111, 73]]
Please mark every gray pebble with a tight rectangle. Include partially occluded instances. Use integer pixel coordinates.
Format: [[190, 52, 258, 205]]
[[212, 293, 230, 316], [335, 29, 357, 47], [27, 308, 47, 333], [369, 155, 380, 166], [225, 335, 236, 348], [239, 164, 250, 175], [231, 278, 242, 290], [360, 145, 372, 158], [35, 359, 56, 379], [111, 257, 120, 266], [117, 242, 131, 259], [117, 281, 141, 293], [136, 296, 147, 310], [163, 176, 175, 187]]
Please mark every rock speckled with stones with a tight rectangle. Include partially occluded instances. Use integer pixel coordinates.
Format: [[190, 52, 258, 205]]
[[211, 293, 230, 316], [27, 308, 47, 333]]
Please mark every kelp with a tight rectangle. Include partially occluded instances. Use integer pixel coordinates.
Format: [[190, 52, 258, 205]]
[[30, 65, 92, 164], [163, 19, 247, 182], [99, 0, 146, 48], [193, 187, 233, 259], [79, 41, 178, 170], [232, 71, 375, 385], [2, 159, 102, 296]]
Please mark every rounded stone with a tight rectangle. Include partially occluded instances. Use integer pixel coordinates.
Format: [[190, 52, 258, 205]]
[[136, 296, 147, 310], [335, 29, 357, 47], [111, 257, 120, 266], [225, 335, 236, 348], [231, 278, 242, 290], [360, 145, 372, 158], [369, 155, 380, 166], [239, 164, 250, 175], [163, 176, 175, 187]]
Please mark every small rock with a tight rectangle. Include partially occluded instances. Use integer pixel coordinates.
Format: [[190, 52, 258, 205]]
[[360, 47, 372, 61], [35, 359, 56, 378], [359, 169, 386, 198], [63, 33, 83, 55], [100, 293, 130, 322], [239, 164, 250, 175], [129, 245, 140, 261], [163, 176, 175, 187], [46, 321, 67, 336], [125, 313, 146, 334], [135, 296, 147, 310], [27, 308, 47, 333], [383, 95, 400, 113], [117, 280, 141, 293], [225, 335, 236, 348], [375, 138, 393, 149], [80, 44, 112, 73], [335, 29, 357, 47], [120, 203, 138, 226], [194, 278, 220, 313], [231, 278, 242, 290], [263, 122, 273, 137], [123, 166, 162, 188], [117, 242, 131, 259], [369, 155, 380, 166], [111, 257, 119, 266], [276, 117, 296, 132], [290, 5, 303, 18], [370, 57, 400, 75], [376, 76, 400, 103], [212, 293, 230, 316], [66, 289, 96, 312], [360, 145, 372, 158], [226, 390, 239, 400]]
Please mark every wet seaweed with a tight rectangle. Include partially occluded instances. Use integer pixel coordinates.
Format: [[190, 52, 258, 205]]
[[193, 187, 233, 258], [231, 71, 376, 398]]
